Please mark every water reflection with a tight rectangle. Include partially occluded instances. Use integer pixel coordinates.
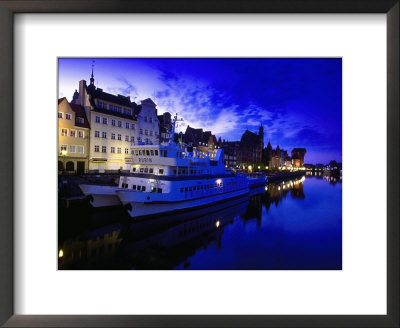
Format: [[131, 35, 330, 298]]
[[59, 175, 342, 270]]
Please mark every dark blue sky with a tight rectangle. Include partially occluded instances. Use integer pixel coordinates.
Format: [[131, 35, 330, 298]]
[[59, 58, 342, 164]]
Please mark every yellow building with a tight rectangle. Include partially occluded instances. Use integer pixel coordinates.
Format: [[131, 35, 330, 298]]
[[58, 98, 90, 174]]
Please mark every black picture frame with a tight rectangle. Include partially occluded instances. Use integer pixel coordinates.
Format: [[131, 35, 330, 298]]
[[0, 1, 398, 327]]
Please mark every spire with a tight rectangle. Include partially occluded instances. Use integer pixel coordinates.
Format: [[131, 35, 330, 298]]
[[90, 60, 95, 85]]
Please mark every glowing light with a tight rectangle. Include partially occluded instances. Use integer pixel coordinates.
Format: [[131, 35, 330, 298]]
[[248, 165, 252, 171], [278, 186, 281, 190], [58, 249, 64, 258], [216, 220, 220, 228], [216, 179, 222, 184], [265, 186, 268, 191], [61, 150, 67, 156], [258, 166, 260, 169]]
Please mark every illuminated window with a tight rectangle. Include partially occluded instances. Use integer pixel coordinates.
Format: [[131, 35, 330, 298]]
[[61, 128, 67, 136], [70, 129, 76, 137], [60, 145, 67, 152], [78, 130, 84, 138]]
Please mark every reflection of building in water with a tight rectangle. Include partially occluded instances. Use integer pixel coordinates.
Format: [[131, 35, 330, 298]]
[[242, 194, 263, 226], [121, 210, 238, 269], [263, 177, 306, 212], [59, 224, 123, 269]]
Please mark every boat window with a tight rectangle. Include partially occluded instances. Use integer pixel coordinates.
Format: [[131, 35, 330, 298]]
[[141, 186, 146, 191], [150, 150, 154, 156], [140, 168, 144, 173], [157, 188, 162, 193], [173, 169, 177, 175], [185, 187, 188, 192], [163, 150, 167, 157], [180, 188, 184, 192], [159, 169, 164, 175], [151, 187, 156, 193], [132, 167, 136, 172], [144, 168, 148, 173], [155, 150, 158, 156], [135, 150, 139, 156], [139, 150, 142, 156], [149, 168, 153, 174], [132, 185, 136, 190], [146, 150, 150, 156]]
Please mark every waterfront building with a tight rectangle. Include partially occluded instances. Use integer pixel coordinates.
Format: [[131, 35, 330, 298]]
[[237, 125, 264, 169], [158, 112, 172, 143], [291, 148, 307, 168], [71, 70, 159, 172], [58, 98, 90, 173], [183, 125, 219, 158], [222, 141, 240, 167]]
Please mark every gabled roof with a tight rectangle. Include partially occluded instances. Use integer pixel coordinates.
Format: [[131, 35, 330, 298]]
[[87, 87, 132, 108], [58, 97, 67, 104], [141, 98, 157, 106], [240, 129, 260, 145]]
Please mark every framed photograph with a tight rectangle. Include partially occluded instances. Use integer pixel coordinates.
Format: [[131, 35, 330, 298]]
[[0, 0, 398, 327]]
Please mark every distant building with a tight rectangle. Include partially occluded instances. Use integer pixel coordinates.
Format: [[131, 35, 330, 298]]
[[291, 148, 307, 168], [183, 125, 219, 158], [58, 98, 90, 174], [158, 112, 172, 143], [237, 126, 264, 169], [222, 141, 240, 167]]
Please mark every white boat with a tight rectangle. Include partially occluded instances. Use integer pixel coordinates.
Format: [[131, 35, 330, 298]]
[[79, 184, 120, 208], [116, 114, 250, 218]]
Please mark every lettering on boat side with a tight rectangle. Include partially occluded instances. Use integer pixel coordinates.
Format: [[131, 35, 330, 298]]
[[138, 158, 152, 163]]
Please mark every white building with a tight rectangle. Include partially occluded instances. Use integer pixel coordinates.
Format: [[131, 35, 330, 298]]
[[71, 71, 159, 173]]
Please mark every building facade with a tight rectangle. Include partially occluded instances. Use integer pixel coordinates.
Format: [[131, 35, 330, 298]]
[[237, 126, 264, 169], [58, 98, 90, 173], [70, 71, 159, 173]]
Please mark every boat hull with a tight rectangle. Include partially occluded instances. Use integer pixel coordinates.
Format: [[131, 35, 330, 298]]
[[119, 187, 249, 218], [79, 184, 121, 208]]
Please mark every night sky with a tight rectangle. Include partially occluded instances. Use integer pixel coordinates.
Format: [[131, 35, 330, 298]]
[[59, 58, 342, 164]]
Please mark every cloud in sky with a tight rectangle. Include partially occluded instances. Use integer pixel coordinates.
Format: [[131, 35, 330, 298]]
[[58, 58, 342, 164]]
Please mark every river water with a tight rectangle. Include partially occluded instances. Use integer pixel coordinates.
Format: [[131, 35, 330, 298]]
[[58, 175, 342, 270]]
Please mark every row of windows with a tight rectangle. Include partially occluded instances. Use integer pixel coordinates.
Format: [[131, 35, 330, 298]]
[[132, 167, 164, 175], [97, 101, 132, 116], [179, 182, 223, 193], [143, 116, 154, 123], [94, 131, 135, 142], [138, 128, 156, 136], [94, 145, 130, 154], [59, 112, 85, 124], [94, 116, 135, 129], [61, 128, 85, 138], [58, 112, 71, 120], [60, 144, 84, 154]]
